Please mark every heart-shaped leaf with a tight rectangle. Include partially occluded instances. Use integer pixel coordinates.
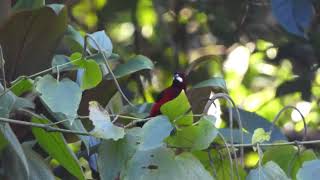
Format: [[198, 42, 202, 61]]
[[36, 75, 82, 123], [139, 116, 173, 151]]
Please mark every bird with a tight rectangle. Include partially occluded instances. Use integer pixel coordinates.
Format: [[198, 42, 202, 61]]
[[149, 72, 186, 117]]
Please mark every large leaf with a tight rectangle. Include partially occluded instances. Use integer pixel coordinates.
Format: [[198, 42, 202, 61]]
[[219, 128, 252, 144], [166, 117, 218, 150], [122, 147, 213, 180], [32, 117, 85, 180], [13, 0, 45, 11], [62, 25, 84, 52], [36, 75, 82, 123], [271, 0, 315, 37], [0, 84, 16, 117], [296, 160, 320, 180], [105, 55, 154, 79], [98, 128, 142, 180], [247, 161, 290, 180], [88, 101, 125, 140], [160, 91, 193, 126], [262, 145, 317, 178], [0, 123, 29, 179], [0, 5, 67, 81], [22, 143, 55, 180], [231, 108, 287, 142], [139, 115, 173, 151], [192, 77, 228, 92]]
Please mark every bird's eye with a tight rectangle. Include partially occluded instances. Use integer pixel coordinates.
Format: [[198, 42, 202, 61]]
[[175, 76, 183, 83]]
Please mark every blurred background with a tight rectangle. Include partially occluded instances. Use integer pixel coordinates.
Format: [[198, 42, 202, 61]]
[[48, 0, 320, 167]]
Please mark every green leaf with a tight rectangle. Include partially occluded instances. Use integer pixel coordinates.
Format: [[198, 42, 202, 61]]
[[122, 147, 213, 180], [98, 128, 142, 180], [13, 0, 45, 11], [88, 30, 113, 54], [0, 123, 29, 178], [0, 5, 67, 81], [52, 55, 73, 73], [36, 75, 82, 123], [247, 161, 290, 180], [262, 145, 317, 178], [80, 59, 102, 90], [296, 160, 320, 180], [0, 84, 16, 117], [63, 25, 84, 52], [70, 53, 103, 90], [105, 55, 154, 79], [139, 116, 173, 151], [88, 101, 125, 140], [192, 77, 228, 92], [166, 117, 218, 150], [10, 78, 33, 96], [32, 117, 85, 180], [22, 143, 55, 180], [219, 128, 252, 144], [160, 91, 193, 126], [252, 128, 271, 145]]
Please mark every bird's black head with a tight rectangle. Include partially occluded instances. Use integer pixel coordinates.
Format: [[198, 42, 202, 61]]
[[172, 72, 186, 89]]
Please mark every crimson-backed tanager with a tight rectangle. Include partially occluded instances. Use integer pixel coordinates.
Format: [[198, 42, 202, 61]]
[[149, 72, 186, 117]]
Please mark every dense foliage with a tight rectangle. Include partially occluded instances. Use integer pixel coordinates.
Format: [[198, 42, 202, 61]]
[[0, 0, 320, 180]]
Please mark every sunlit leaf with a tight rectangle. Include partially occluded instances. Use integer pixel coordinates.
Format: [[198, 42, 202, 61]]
[[32, 117, 85, 180], [122, 147, 213, 180], [247, 161, 290, 180], [36, 75, 82, 123], [139, 115, 173, 151], [166, 117, 218, 150], [70, 53, 103, 90], [252, 128, 271, 145], [105, 55, 154, 79], [88, 101, 125, 140], [10, 78, 33, 96], [160, 91, 193, 126]]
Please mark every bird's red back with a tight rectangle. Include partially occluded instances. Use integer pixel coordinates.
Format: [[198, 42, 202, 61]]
[[149, 72, 186, 117]]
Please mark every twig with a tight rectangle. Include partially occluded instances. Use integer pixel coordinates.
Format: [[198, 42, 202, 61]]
[[85, 34, 134, 107], [217, 132, 235, 180], [0, 117, 91, 136], [225, 140, 320, 148], [205, 93, 244, 166], [270, 105, 307, 140], [0, 45, 6, 90]]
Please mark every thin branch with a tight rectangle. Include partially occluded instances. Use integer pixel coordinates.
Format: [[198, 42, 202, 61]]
[[205, 93, 244, 166], [270, 105, 307, 140], [0, 117, 91, 136], [0, 45, 6, 90], [85, 34, 134, 107], [225, 140, 320, 148]]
